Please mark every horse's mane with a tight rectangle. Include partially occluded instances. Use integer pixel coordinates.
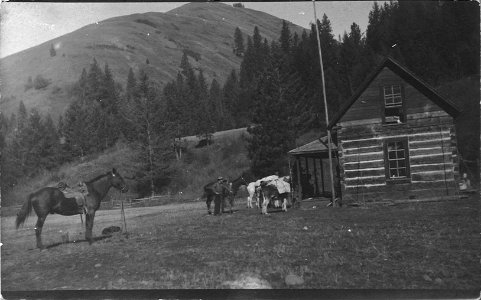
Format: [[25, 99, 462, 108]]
[[85, 172, 110, 184]]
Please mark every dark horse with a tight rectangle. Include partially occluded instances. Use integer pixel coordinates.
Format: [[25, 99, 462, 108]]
[[16, 168, 128, 249], [230, 175, 248, 197], [230, 171, 256, 198], [202, 180, 233, 215]]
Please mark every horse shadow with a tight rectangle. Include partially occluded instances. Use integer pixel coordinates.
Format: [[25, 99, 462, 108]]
[[28, 235, 115, 250], [263, 209, 286, 214], [221, 209, 240, 214]]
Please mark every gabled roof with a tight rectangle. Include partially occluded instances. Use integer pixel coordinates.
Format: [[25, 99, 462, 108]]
[[288, 136, 337, 156], [327, 56, 461, 129]]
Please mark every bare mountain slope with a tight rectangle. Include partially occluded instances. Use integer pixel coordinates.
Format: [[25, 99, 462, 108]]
[[0, 2, 305, 119]]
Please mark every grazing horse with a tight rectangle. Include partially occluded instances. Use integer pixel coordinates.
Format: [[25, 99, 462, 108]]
[[15, 168, 128, 249], [202, 180, 233, 214]]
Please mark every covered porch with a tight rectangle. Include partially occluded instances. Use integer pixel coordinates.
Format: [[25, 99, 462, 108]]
[[288, 136, 341, 202]]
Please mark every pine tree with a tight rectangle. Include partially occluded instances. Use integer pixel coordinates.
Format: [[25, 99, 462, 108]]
[[126, 67, 137, 101], [209, 78, 223, 130], [233, 27, 245, 56], [99, 63, 120, 149], [21, 109, 45, 175], [196, 70, 214, 140], [222, 70, 240, 129], [17, 100, 27, 126], [24, 76, 33, 91], [121, 70, 173, 196], [279, 20, 292, 53], [63, 98, 91, 159], [50, 43, 56, 57], [86, 58, 103, 102], [246, 43, 295, 177], [38, 114, 59, 170]]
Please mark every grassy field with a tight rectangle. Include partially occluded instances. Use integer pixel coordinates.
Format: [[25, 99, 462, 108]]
[[2, 194, 480, 291]]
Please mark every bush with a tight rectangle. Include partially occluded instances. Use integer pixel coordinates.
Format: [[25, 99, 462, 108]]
[[233, 3, 244, 8], [24, 76, 33, 91], [135, 19, 158, 29], [52, 86, 62, 94], [33, 75, 50, 89], [183, 49, 201, 62]]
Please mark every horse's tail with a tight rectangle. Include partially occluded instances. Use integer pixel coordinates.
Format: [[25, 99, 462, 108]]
[[15, 194, 33, 229]]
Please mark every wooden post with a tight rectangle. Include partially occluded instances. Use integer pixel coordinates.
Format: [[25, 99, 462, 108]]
[[320, 157, 325, 194], [288, 158, 294, 206], [121, 200, 127, 235], [313, 157, 320, 196], [296, 157, 302, 203], [313, 0, 336, 205]]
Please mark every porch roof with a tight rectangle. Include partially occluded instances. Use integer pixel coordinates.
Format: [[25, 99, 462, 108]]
[[288, 136, 337, 156]]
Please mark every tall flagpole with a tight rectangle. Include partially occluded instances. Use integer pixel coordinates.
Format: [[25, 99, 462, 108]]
[[312, 0, 336, 206]]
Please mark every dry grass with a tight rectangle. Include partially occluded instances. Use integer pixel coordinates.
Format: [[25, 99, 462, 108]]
[[2, 195, 479, 290]]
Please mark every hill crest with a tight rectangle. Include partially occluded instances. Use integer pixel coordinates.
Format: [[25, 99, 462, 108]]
[[0, 2, 305, 120]]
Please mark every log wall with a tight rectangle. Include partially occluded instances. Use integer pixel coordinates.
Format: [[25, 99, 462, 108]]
[[338, 115, 459, 203]]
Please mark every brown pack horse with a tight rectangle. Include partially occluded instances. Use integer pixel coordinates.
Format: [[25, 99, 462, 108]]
[[15, 168, 128, 249]]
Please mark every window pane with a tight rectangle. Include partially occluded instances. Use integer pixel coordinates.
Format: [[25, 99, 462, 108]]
[[386, 139, 409, 179], [398, 160, 405, 168], [392, 85, 401, 94]]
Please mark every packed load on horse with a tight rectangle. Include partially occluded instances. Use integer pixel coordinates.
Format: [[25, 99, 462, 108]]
[[247, 175, 292, 208], [248, 174, 291, 215]]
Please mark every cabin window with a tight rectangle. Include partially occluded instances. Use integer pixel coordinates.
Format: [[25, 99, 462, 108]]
[[384, 139, 410, 181], [383, 85, 404, 124]]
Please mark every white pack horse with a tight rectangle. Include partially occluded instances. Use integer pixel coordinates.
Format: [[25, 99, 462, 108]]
[[246, 182, 263, 208], [259, 176, 291, 215], [246, 175, 279, 209]]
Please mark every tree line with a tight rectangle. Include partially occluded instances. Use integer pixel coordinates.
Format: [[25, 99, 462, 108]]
[[237, 1, 478, 177], [1, 1, 477, 194]]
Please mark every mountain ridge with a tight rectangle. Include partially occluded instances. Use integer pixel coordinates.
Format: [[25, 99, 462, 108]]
[[0, 2, 306, 120]]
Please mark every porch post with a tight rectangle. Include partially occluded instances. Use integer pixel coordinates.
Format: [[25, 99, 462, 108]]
[[296, 157, 302, 202]]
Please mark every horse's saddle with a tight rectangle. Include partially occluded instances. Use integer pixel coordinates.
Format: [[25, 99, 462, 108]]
[[58, 182, 87, 211]]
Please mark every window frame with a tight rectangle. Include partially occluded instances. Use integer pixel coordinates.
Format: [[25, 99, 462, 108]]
[[383, 137, 411, 184], [381, 84, 406, 125]]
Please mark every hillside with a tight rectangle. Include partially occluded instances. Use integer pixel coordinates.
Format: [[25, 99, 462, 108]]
[[3, 126, 252, 206], [0, 2, 306, 119]]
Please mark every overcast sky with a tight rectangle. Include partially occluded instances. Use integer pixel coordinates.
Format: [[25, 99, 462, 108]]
[[0, 1, 377, 58]]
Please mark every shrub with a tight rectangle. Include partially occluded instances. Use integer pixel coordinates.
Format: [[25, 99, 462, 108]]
[[24, 76, 33, 91], [135, 19, 158, 29], [33, 75, 50, 89], [183, 49, 201, 61], [50, 44, 56, 57], [52, 86, 62, 94]]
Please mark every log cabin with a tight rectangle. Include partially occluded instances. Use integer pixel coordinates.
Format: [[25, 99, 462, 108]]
[[327, 57, 461, 204]]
